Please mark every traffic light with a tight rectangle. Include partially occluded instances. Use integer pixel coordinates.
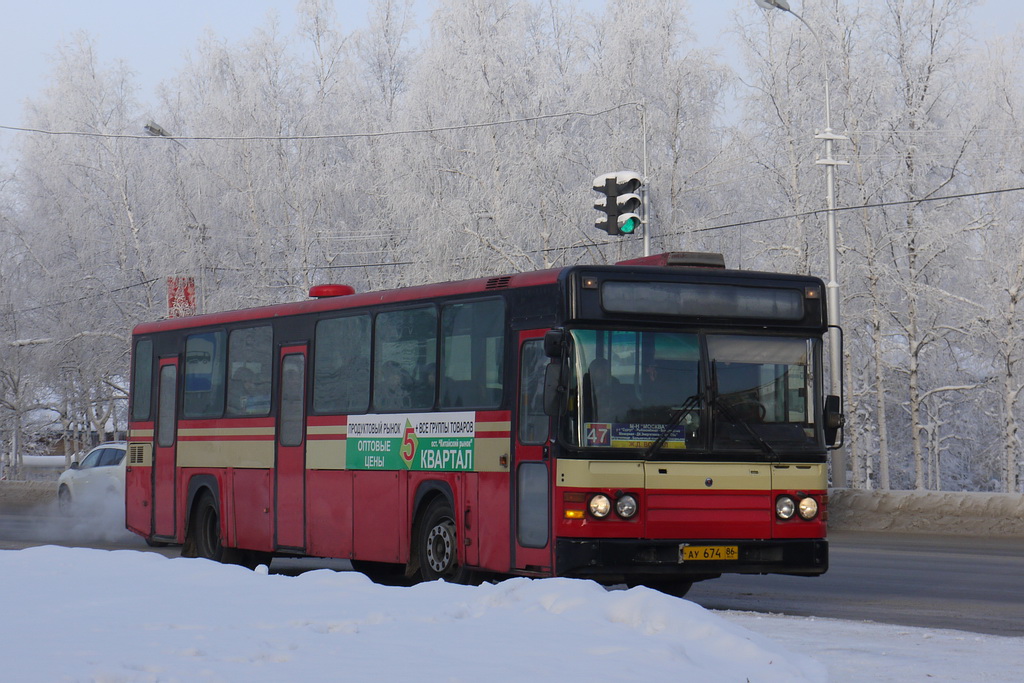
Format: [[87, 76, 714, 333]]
[[593, 171, 643, 236]]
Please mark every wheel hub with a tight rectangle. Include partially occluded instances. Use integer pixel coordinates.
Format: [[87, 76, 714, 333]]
[[425, 520, 455, 573]]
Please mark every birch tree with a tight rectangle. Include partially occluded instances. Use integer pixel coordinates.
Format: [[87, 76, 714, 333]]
[[970, 34, 1024, 492], [14, 35, 148, 450]]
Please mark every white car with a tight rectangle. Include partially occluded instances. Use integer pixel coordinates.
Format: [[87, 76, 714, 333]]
[[57, 442, 127, 516]]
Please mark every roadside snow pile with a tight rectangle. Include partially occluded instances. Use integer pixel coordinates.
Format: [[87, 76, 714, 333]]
[[829, 489, 1024, 536], [1, 545, 823, 682]]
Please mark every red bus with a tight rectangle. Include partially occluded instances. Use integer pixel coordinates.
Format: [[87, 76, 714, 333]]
[[126, 252, 842, 595]]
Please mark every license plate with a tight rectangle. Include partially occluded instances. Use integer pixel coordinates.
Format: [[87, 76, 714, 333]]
[[679, 545, 739, 562]]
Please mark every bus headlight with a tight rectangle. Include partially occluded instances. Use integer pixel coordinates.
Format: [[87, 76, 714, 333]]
[[589, 494, 612, 518], [798, 496, 819, 520], [775, 495, 796, 520], [615, 494, 638, 519]]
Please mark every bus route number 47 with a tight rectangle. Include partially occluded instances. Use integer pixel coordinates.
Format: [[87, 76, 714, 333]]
[[585, 423, 611, 447]]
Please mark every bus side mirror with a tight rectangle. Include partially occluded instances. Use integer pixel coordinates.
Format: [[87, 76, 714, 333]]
[[824, 394, 844, 447], [543, 328, 565, 358], [543, 363, 565, 417]]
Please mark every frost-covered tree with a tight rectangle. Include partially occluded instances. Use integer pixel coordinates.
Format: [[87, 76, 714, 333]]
[[13, 35, 146, 456], [3, 0, 1024, 490], [969, 33, 1024, 493]]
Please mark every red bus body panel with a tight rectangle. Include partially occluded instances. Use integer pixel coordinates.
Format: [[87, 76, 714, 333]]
[[126, 257, 830, 581]]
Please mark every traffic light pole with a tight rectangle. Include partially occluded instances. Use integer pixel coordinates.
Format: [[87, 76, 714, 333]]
[[640, 184, 650, 257], [640, 103, 650, 257]]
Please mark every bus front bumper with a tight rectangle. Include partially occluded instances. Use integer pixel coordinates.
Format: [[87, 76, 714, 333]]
[[555, 537, 828, 581]]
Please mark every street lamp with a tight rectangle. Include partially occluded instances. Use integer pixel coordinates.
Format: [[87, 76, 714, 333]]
[[144, 120, 187, 148], [754, 0, 848, 487], [143, 121, 171, 138], [143, 121, 204, 315]]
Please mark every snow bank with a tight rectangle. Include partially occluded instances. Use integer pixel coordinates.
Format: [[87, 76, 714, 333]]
[[3, 546, 1022, 682], [0, 546, 826, 682], [829, 489, 1024, 536]]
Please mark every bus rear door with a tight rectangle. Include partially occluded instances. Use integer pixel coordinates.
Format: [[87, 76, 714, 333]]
[[153, 358, 178, 539]]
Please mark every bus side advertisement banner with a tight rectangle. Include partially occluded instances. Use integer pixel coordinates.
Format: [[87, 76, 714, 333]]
[[347, 412, 476, 471]]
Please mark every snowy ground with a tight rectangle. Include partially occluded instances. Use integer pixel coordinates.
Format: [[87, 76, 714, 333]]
[[1, 545, 1021, 682]]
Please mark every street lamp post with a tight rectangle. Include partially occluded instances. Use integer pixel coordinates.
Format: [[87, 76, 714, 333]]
[[144, 121, 204, 315], [754, 0, 849, 487]]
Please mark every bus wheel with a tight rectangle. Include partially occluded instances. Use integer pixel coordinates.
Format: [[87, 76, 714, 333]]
[[352, 560, 413, 586], [633, 579, 694, 598], [416, 498, 475, 584], [190, 491, 242, 564]]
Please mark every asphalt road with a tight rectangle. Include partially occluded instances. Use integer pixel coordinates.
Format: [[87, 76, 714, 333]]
[[686, 530, 1024, 637], [2, 512, 1022, 637]]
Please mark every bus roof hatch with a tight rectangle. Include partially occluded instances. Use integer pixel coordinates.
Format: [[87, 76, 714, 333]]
[[615, 252, 726, 269]]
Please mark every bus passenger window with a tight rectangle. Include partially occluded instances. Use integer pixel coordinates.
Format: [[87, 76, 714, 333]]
[[440, 299, 505, 409], [131, 339, 153, 421], [226, 326, 272, 417], [374, 307, 437, 412], [184, 331, 226, 419], [313, 315, 370, 414]]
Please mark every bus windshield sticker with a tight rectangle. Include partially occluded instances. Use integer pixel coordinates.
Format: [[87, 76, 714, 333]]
[[584, 422, 688, 449]]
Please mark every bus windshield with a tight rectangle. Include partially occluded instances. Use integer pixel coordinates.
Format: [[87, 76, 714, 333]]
[[565, 329, 823, 455]]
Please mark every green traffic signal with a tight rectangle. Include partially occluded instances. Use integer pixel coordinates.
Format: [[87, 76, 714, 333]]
[[593, 171, 644, 237]]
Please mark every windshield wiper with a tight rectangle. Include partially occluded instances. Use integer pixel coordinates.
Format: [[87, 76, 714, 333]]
[[712, 397, 778, 459], [709, 359, 777, 459], [644, 394, 700, 458]]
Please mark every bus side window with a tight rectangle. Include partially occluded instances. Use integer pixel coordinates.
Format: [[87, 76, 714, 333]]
[[313, 314, 371, 414], [374, 307, 437, 412], [440, 299, 504, 409], [131, 338, 154, 421], [225, 326, 273, 417], [184, 331, 226, 419]]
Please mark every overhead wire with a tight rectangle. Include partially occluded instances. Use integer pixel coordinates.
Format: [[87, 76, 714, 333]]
[[9, 184, 1024, 316], [685, 185, 1024, 234], [0, 102, 643, 142]]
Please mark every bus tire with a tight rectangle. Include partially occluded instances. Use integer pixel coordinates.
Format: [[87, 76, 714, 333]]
[[416, 498, 476, 584], [352, 560, 413, 586], [633, 579, 694, 598], [189, 491, 243, 565]]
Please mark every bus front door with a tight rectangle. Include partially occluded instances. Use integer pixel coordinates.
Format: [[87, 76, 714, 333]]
[[512, 331, 553, 573], [275, 345, 308, 550], [152, 359, 178, 539]]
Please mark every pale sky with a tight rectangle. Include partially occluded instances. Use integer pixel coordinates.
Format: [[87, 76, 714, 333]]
[[0, 0, 733, 146], [0, 0, 1020, 153]]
